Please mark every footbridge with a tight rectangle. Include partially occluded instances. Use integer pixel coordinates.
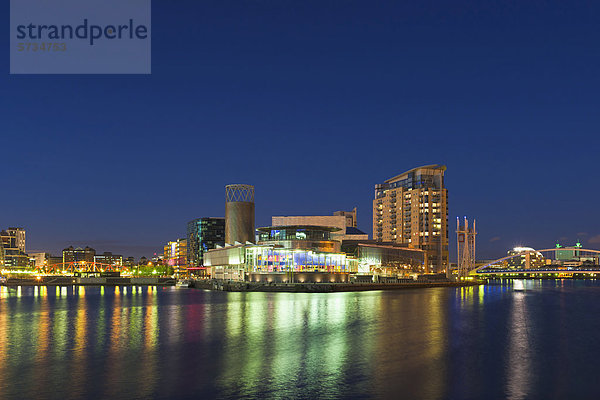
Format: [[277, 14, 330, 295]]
[[471, 247, 600, 277]]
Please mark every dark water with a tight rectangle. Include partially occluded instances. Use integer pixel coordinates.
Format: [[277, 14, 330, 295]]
[[1, 280, 600, 399]]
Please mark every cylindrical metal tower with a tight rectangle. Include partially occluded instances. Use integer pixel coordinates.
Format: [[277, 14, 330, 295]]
[[225, 184, 255, 244]]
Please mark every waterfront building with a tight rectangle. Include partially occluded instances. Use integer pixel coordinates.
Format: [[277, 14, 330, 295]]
[[63, 246, 96, 264], [373, 165, 449, 273], [94, 252, 123, 266], [208, 186, 361, 282], [258, 225, 343, 253], [341, 240, 426, 276], [164, 239, 187, 274], [1, 228, 29, 269], [187, 217, 225, 268], [205, 225, 352, 283]]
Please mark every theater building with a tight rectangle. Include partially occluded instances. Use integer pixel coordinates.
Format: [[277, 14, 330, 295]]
[[204, 225, 352, 283]]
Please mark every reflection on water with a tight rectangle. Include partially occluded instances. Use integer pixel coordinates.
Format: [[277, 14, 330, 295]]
[[1, 281, 600, 399], [506, 290, 531, 400]]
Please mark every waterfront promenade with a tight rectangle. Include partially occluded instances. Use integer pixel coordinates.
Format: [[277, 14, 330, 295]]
[[2, 276, 176, 286], [2, 276, 482, 292], [191, 279, 482, 292]]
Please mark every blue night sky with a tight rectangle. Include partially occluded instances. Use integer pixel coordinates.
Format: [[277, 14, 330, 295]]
[[2, 1, 599, 260]]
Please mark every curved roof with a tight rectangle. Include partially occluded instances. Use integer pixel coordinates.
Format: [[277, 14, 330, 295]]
[[512, 247, 536, 252]]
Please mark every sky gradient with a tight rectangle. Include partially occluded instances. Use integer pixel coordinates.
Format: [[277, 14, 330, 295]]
[[2, 0, 599, 260]]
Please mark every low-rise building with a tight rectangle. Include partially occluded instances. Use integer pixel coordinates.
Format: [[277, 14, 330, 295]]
[[48, 255, 62, 266], [555, 242, 582, 261], [124, 256, 136, 268], [94, 252, 123, 267], [341, 240, 426, 276], [28, 252, 50, 268]]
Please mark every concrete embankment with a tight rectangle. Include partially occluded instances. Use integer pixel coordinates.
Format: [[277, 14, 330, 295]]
[[2, 276, 176, 286], [191, 280, 483, 293]]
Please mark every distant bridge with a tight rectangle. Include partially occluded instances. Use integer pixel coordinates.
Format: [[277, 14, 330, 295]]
[[472, 248, 600, 276], [474, 267, 600, 276]]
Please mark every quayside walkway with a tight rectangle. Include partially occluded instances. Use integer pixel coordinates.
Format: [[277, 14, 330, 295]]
[[191, 280, 483, 293]]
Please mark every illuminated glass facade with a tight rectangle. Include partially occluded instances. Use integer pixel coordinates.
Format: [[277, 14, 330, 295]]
[[341, 241, 425, 275], [257, 225, 341, 252], [258, 226, 333, 242], [187, 218, 225, 267], [206, 225, 353, 280], [245, 246, 348, 273]]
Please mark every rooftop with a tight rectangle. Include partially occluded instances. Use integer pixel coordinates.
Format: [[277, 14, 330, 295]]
[[384, 164, 446, 184]]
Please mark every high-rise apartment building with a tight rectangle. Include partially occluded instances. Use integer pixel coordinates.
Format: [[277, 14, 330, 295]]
[[187, 218, 225, 267], [373, 165, 448, 273]]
